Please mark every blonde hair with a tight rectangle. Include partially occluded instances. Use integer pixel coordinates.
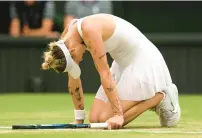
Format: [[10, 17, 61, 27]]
[[41, 42, 66, 73]]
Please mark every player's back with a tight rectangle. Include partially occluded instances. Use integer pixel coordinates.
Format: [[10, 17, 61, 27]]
[[102, 14, 159, 67], [77, 14, 161, 67]]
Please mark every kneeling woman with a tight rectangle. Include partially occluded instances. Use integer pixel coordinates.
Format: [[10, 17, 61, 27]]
[[41, 14, 181, 129]]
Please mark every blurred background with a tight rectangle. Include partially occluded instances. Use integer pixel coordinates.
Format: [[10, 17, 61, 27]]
[[0, 1, 202, 94]]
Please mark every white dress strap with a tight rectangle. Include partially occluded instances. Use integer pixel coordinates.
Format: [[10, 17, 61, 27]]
[[68, 19, 77, 30], [77, 18, 84, 38], [77, 18, 90, 51]]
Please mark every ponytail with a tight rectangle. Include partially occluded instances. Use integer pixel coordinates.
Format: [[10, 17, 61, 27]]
[[41, 42, 66, 73]]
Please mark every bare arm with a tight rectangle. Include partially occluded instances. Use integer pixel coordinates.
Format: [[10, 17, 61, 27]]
[[68, 75, 84, 110], [23, 19, 57, 37], [9, 2, 20, 37], [10, 18, 21, 37], [68, 74, 85, 124], [82, 23, 123, 117]]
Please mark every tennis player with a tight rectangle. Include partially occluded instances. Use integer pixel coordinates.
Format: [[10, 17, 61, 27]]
[[41, 14, 181, 129]]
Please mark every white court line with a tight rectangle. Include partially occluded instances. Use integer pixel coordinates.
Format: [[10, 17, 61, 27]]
[[0, 126, 12, 129], [119, 129, 202, 134], [0, 128, 202, 134]]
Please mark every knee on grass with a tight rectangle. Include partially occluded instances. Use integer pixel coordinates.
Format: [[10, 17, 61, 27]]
[[89, 112, 109, 123], [89, 112, 99, 123]]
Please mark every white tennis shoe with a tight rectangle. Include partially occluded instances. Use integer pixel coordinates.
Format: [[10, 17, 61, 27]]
[[155, 83, 181, 127]]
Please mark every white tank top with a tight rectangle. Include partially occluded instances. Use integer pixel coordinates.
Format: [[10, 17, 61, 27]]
[[77, 15, 156, 67]]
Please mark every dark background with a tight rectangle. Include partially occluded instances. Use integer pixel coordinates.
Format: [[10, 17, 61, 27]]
[[0, 1, 202, 94], [1, 1, 202, 34]]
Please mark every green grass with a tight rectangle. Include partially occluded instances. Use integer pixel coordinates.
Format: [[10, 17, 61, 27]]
[[0, 93, 202, 138]]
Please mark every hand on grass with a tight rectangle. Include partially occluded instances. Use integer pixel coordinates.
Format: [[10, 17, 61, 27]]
[[106, 115, 124, 129]]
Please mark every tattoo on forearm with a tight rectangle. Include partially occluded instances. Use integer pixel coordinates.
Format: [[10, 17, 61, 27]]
[[106, 84, 114, 92], [74, 87, 81, 101], [109, 98, 123, 116], [99, 54, 105, 59], [68, 87, 73, 95], [78, 104, 84, 110], [69, 90, 73, 95], [86, 40, 97, 55]]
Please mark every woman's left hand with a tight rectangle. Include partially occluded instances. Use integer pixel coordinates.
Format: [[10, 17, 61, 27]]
[[106, 115, 124, 129]]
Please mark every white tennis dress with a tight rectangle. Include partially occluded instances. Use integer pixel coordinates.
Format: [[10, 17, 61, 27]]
[[77, 14, 172, 102]]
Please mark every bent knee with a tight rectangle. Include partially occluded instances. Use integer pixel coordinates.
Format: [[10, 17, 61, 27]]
[[98, 112, 111, 122], [89, 112, 99, 123], [89, 112, 111, 123]]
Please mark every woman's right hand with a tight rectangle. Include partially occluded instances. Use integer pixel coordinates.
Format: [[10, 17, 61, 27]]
[[106, 115, 124, 129]]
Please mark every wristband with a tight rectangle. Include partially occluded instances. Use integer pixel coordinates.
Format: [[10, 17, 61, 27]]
[[74, 109, 85, 120]]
